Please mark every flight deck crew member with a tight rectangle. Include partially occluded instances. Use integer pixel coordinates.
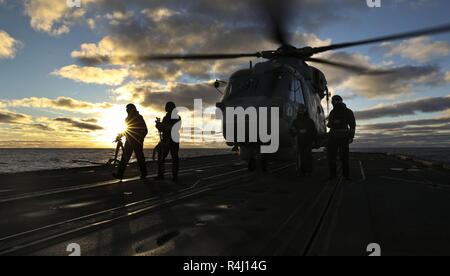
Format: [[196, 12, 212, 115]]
[[327, 95, 356, 180], [155, 102, 181, 182], [290, 104, 317, 176], [114, 104, 148, 180]]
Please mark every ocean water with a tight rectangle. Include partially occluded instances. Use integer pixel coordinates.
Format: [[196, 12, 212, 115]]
[[0, 148, 232, 174], [0, 148, 448, 174]]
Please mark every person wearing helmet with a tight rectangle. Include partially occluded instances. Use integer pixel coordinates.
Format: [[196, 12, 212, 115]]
[[290, 104, 317, 177], [327, 95, 356, 180], [155, 101, 182, 182], [113, 104, 148, 180]]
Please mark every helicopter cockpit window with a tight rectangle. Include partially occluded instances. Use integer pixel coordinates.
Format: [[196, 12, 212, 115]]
[[289, 80, 295, 102], [226, 71, 284, 99], [290, 79, 305, 104]]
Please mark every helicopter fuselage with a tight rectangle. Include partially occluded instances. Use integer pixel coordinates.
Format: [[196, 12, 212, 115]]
[[216, 58, 328, 163]]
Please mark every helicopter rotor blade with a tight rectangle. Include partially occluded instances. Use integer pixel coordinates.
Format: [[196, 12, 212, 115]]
[[306, 57, 392, 75], [311, 23, 450, 55], [79, 53, 262, 64], [139, 53, 261, 61], [261, 0, 295, 46]]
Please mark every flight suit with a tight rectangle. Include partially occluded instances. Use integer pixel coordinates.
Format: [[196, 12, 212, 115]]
[[327, 103, 356, 179], [291, 113, 318, 175], [117, 111, 148, 178], [156, 112, 182, 180]]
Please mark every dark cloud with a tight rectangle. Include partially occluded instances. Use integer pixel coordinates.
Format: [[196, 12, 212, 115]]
[[10, 97, 112, 113], [30, 124, 54, 132], [81, 118, 98, 123], [140, 82, 222, 110], [361, 117, 450, 130], [357, 116, 450, 147], [89, 0, 366, 32], [337, 64, 445, 98], [73, 0, 340, 83], [355, 96, 450, 120], [54, 118, 104, 131], [0, 110, 30, 124], [355, 132, 450, 147]]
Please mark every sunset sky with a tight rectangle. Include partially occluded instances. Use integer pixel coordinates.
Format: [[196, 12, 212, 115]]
[[0, 0, 449, 148]]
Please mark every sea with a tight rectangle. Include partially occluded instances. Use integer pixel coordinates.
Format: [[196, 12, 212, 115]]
[[0, 148, 232, 174], [0, 148, 448, 174]]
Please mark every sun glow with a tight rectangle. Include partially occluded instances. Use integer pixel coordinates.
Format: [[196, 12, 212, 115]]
[[94, 105, 128, 146]]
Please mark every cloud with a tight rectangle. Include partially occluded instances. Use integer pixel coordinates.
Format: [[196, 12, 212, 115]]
[[81, 118, 98, 123], [30, 123, 54, 131], [73, 30, 330, 82], [310, 52, 447, 99], [8, 97, 112, 113], [141, 7, 180, 22], [54, 117, 103, 131], [446, 72, 450, 82], [65, 1, 448, 102], [142, 82, 221, 110], [71, 36, 116, 63], [380, 36, 450, 62], [356, 113, 450, 147], [0, 30, 22, 59], [113, 81, 221, 111], [338, 65, 445, 98], [0, 111, 54, 132], [23, 0, 98, 35], [105, 10, 134, 26], [52, 64, 129, 86], [355, 96, 450, 120], [355, 132, 450, 147], [24, 0, 71, 35], [0, 110, 31, 124], [361, 117, 450, 130]]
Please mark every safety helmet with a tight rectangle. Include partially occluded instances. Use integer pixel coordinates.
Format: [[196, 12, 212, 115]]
[[332, 95, 343, 106], [165, 101, 176, 112], [126, 104, 137, 113]]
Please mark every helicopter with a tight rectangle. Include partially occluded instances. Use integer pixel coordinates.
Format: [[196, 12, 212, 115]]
[[83, 0, 450, 170]]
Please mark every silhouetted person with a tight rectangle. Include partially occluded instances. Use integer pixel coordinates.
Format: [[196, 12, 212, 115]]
[[327, 95, 356, 180], [113, 104, 148, 180], [155, 102, 181, 182], [290, 104, 317, 176]]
